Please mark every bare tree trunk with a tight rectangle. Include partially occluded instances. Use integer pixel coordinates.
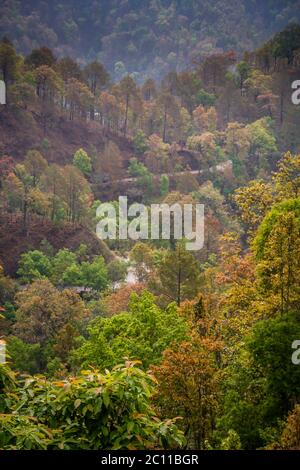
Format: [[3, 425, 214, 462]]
[[124, 95, 129, 136]]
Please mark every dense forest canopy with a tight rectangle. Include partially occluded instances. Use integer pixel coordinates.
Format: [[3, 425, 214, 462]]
[[1, 2, 300, 451], [1, 0, 300, 80]]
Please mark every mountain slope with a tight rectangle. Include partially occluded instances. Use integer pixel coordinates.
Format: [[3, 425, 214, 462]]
[[1, 0, 300, 80]]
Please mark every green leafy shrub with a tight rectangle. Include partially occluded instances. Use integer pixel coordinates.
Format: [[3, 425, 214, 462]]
[[0, 362, 184, 450]]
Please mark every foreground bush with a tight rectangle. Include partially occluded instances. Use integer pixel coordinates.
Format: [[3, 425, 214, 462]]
[[0, 362, 184, 450]]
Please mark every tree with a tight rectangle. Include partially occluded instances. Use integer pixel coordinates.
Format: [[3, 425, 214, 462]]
[[98, 91, 120, 130], [13, 164, 34, 231], [114, 60, 126, 81], [247, 313, 300, 413], [24, 150, 48, 187], [154, 334, 221, 449], [254, 199, 300, 313], [160, 175, 169, 197], [84, 60, 110, 95], [0, 37, 18, 85], [133, 130, 148, 155], [244, 70, 273, 103], [154, 296, 222, 449], [158, 91, 180, 142], [26, 47, 56, 69], [56, 57, 83, 83], [28, 187, 50, 219], [272, 405, 300, 449], [187, 132, 222, 168], [97, 141, 123, 187], [17, 250, 52, 283], [196, 88, 216, 107], [154, 243, 200, 306], [7, 336, 41, 375], [271, 23, 300, 65], [236, 61, 250, 94], [246, 118, 277, 172], [65, 78, 93, 121], [176, 71, 204, 112], [73, 291, 188, 370], [193, 105, 217, 133], [73, 148, 92, 177], [84, 60, 110, 119], [33, 65, 63, 133], [60, 255, 109, 292], [8, 78, 36, 110], [2, 171, 23, 217], [199, 51, 236, 93], [102, 284, 145, 316], [0, 263, 16, 329], [233, 180, 274, 237], [176, 172, 199, 195], [144, 134, 170, 174], [119, 75, 139, 136], [33, 65, 62, 101], [61, 262, 82, 287], [51, 248, 77, 284], [142, 78, 156, 101], [14, 279, 88, 369], [43, 163, 67, 222], [274, 151, 300, 199], [128, 158, 153, 200], [107, 259, 127, 284], [225, 122, 250, 164], [80, 256, 109, 291], [61, 165, 92, 223], [219, 312, 300, 450], [0, 156, 14, 188], [129, 242, 155, 283], [216, 352, 267, 450]]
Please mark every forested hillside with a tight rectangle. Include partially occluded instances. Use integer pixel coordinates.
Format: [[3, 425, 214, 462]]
[[1, 0, 300, 79], [1, 10, 300, 451]]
